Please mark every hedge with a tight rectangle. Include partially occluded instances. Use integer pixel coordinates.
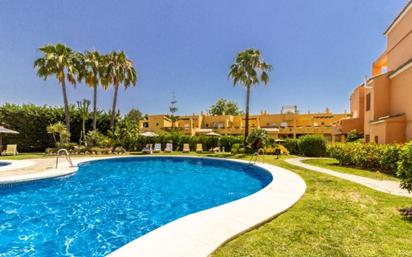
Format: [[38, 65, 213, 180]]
[[397, 142, 412, 192], [328, 141, 412, 191], [0, 103, 113, 152], [327, 142, 401, 175], [298, 135, 327, 157], [284, 139, 299, 155]]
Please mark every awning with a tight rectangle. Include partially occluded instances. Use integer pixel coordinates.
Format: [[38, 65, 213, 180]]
[[140, 131, 159, 137]]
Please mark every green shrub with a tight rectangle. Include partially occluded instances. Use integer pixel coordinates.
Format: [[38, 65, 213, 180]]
[[298, 135, 327, 157], [346, 129, 363, 142], [379, 144, 401, 174], [284, 139, 299, 155], [219, 136, 243, 152], [231, 143, 241, 154], [328, 142, 401, 175], [398, 142, 412, 192], [328, 143, 354, 166], [247, 129, 268, 150], [0, 103, 113, 152]]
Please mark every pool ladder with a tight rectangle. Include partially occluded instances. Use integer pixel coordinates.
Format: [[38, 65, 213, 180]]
[[55, 149, 74, 168], [249, 148, 265, 165]]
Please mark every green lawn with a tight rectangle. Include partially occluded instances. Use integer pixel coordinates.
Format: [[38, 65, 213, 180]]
[[0, 153, 47, 160], [211, 156, 412, 257], [302, 158, 399, 181], [2, 153, 412, 256]]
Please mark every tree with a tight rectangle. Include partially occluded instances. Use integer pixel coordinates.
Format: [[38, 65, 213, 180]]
[[76, 99, 91, 146], [47, 122, 70, 147], [208, 98, 243, 116], [346, 129, 363, 142], [104, 51, 138, 129], [125, 108, 143, 124], [34, 43, 81, 133], [228, 48, 272, 146], [247, 129, 268, 151], [167, 93, 179, 128], [80, 50, 106, 131]]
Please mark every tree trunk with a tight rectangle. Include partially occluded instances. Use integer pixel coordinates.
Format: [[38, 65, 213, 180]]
[[93, 86, 97, 131], [111, 85, 119, 129], [61, 80, 71, 135], [244, 85, 251, 147], [82, 118, 86, 146]]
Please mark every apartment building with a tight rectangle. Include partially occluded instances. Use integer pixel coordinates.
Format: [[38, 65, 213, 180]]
[[141, 107, 350, 142], [339, 1, 412, 144]]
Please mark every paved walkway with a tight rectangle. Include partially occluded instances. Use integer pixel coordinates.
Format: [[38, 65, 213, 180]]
[[285, 157, 412, 198]]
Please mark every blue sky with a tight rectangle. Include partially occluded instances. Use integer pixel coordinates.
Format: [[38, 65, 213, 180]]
[[0, 0, 407, 115]]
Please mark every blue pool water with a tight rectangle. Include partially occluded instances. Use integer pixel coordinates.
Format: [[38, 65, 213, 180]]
[[0, 161, 10, 167], [0, 157, 272, 257]]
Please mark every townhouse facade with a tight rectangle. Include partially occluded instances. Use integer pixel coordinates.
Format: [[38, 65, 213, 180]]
[[141, 107, 350, 142], [339, 1, 412, 144]]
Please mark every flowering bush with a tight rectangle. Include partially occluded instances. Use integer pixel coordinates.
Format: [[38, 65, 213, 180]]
[[328, 142, 401, 175]]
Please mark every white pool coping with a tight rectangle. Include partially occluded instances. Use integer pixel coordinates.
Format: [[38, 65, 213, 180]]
[[0, 156, 306, 257], [0, 160, 36, 173]]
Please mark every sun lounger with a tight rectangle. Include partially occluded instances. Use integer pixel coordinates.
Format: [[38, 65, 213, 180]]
[[196, 144, 203, 153], [209, 147, 221, 153], [164, 143, 173, 153], [142, 144, 153, 154], [153, 143, 161, 153], [183, 144, 190, 153], [2, 144, 18, 156]]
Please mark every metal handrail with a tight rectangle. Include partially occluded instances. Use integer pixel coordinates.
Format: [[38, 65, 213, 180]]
[[249, 148, 265, 165], [55, 148, 74, 168]]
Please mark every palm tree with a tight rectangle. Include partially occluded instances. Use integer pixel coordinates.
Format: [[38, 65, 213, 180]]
[[228, 48, 272, 146], [104, 51, 137, 129], [80, 50, 105, 131], [34, 43, 80, 133]]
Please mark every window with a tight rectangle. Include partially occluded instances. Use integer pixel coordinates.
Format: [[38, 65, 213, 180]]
[[143, 122, 149, 128], [156, 123, 159, 126], [366, 93, 371, 111], [365, 134, 370, 143], [374, 136, 379, 143]]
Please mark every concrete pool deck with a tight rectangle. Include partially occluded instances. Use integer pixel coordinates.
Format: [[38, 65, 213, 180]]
[[0, 156, 307, 257], [0, 159, 36, 173]]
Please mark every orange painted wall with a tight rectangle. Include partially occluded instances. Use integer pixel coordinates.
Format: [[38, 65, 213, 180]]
[[386, 4, 412, 71], [368, 122, 386, 143], [389, 66, 412, 140]]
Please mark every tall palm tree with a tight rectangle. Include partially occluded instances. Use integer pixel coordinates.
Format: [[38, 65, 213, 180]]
[[34, 43, 79, 133], [104, 51, 137, 129], [80, 50, 105, 131], [228, 48, 272, 146]]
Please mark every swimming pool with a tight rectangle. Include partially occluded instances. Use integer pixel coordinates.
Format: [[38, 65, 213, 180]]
[[0, 157, 272, 257]]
